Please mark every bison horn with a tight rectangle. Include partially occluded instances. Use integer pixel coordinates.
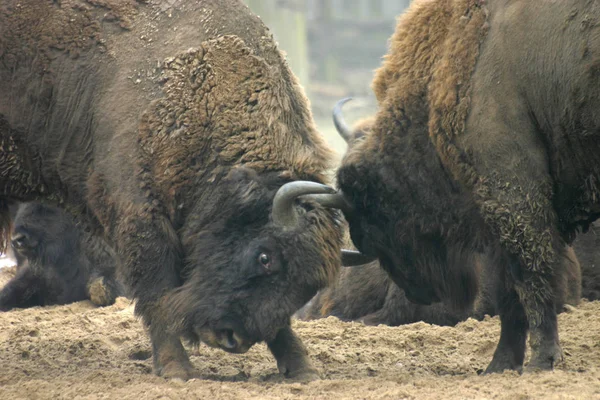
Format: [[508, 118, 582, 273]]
[[299, 192, 354, 216], [272, 181, 337, 228], [299, 193, 376, 266], [333, 97, 353, 142], [341, 249, 378, 266]]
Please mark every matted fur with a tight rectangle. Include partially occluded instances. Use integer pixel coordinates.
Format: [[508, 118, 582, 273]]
[[0, 0, 343, 381], [338, 0, 600, 373]]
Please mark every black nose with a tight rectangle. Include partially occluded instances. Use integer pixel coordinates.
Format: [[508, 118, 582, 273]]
[[215, 329, 253, 354], [218, 329, 238, 350]]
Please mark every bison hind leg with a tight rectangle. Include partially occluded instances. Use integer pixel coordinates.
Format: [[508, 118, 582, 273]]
[[484, 286, 527, 374]]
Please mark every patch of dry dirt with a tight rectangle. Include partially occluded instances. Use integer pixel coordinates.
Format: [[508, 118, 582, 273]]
[[0, 268, 599, 400]]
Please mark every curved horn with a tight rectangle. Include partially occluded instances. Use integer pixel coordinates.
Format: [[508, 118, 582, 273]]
[[333, 97, 353, 142], [272, 181, 336, 229], [341, 249, 378, 266], [300, 192, 354, 216]]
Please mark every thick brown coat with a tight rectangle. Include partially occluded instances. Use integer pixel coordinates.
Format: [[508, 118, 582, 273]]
[[0, 0, 343, 380], [338, 0, 600, 374]]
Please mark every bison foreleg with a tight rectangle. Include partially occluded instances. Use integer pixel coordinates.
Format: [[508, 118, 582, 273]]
[[0, 267, 44, 311], [149, 321, 196, 380], [267, 324, 319, 381], [113, 208, 195, 380]]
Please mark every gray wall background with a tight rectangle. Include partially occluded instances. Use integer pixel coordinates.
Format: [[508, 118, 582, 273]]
[[244, 0, 411, 154]]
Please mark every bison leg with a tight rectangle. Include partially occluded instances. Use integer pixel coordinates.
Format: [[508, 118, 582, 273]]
[[0, 267, 43, 311], [111, 208, 195, 380], [480, 205, 564, 373], [526, 303, 562, 371], [485, 285, 527, 374], [267, 324, 319, 381]]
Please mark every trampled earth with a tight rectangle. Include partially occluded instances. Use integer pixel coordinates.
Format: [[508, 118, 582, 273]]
[[1, 267, 599, 400]]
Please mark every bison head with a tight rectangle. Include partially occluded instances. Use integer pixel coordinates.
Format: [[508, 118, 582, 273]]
[[168, 167, 347, 353], [334, 99, 483, 312], [11, 203, 82, 273]]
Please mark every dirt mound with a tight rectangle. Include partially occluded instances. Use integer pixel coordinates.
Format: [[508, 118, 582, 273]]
[[0, 288, 598, 399]]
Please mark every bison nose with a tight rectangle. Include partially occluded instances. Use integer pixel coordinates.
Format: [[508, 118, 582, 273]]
[[216, 329, 252, 354], [219, 329, 238, 350]]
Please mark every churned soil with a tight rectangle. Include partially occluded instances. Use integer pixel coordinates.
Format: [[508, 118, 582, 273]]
[[0, 267, 599, 400]]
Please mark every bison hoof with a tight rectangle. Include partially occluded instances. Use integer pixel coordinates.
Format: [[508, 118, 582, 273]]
[[158, 360, 199, 381], [277, 358, 320, 382], [484, 356, 523, 375], [285, 366, 320, 382], [88, 277, 116, 306], [526, 346, 563, 372]]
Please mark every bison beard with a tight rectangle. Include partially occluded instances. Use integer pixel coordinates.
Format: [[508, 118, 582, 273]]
[[0, 202, 122, 310], [0, 0, 345, 381], [337, 0, 600, 374]]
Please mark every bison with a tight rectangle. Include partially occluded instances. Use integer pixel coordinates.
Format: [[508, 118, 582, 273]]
[[0, 202, 123, 310], [0, 0, 353, 380], [326, 0, 600, 374]]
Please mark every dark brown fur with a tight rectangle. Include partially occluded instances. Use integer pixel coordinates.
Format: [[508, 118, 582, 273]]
[[337, 0, 600, 374], [0, 0, 343, 380]]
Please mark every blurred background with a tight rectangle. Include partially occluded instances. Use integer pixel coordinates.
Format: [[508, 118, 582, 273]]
[[244, 0, 411, 156]]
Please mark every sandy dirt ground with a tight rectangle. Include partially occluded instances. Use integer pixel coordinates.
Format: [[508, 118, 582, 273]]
[[0, 267, 599, 400]]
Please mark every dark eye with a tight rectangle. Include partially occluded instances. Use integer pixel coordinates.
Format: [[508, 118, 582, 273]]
[[258, 252, 271, 270]]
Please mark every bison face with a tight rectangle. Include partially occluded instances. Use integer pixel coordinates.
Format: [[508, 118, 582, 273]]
[[11, 203, 81, 271], [168, 167, 343, 353]]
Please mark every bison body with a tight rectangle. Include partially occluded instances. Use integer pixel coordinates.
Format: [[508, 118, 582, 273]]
[[0, 202, 122, 310], [337, 0, 600, 373], [0, 0, 343, 380]]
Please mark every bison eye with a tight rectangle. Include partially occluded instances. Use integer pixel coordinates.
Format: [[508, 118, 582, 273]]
[[258, 252, 271, 270]]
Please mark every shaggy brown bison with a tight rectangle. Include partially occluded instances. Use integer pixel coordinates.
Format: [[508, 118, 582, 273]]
[[0, 202, 122, 310], [0, 0, 350, 380], [331, 0, 600, 374]]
